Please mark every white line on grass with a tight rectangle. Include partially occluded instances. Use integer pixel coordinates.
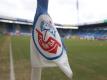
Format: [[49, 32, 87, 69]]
[[9, 42, 15, 80]]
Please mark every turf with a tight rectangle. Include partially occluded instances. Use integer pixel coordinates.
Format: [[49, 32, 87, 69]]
[[42, 39, 107, 80], [0, 36, 10, 80], [1, 35, 107, 80], [11, 36, 31, 80], [65, 39, 107, 80], [11, 36, 107, 80]]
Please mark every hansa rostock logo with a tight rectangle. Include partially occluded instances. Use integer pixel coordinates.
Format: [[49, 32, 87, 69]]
[[33, 14, 63, 60]]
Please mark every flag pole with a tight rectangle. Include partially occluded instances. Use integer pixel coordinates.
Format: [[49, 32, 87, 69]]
[[31, 68, 42, 80]]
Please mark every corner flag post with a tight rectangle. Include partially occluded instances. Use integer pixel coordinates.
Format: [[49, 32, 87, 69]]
[[31, 0, 73, 80]]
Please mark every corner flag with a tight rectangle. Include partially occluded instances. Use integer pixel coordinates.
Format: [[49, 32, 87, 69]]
[[31, 0, 73, 79]]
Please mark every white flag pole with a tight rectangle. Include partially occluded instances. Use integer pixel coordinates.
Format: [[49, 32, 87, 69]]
[[31, 68, 42, 80]]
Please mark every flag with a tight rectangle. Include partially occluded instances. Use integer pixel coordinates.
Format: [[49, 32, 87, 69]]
[[31, 0, 73, 79]]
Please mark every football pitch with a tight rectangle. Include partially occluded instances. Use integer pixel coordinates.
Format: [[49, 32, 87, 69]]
[[0, 35, 107, 80]]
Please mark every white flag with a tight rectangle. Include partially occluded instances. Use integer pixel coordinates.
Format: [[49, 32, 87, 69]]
[[31, 0, 73, 79]]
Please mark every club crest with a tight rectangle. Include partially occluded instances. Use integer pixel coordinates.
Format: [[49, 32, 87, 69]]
[[32, 14, 63, 60]]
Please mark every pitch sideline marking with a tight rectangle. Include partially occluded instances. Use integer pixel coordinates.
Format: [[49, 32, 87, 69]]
[[9, 42, 15, 80]]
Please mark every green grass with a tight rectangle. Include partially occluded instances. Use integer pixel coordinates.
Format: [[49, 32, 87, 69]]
[[65, 39, 107, 80], [0, 36, 10, 80], [43, 39, 107, 80], [11, 36, 31, 80], [11, 36, 107, 80], [1, 35, 107, 80]]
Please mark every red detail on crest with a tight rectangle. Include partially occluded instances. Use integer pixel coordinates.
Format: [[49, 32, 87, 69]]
[[35, 29, 61, 54]]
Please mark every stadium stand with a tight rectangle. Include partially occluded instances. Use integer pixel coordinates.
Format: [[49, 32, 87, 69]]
[[71, 24, 107, 40], [57, 28, 72, 39], [0, 20, 107, 40]]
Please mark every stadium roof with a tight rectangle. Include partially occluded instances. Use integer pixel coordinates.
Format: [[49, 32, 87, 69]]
[[0, 16, 32, 25], [0, 0, 107, 26], [0, 16, 78, 29]]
